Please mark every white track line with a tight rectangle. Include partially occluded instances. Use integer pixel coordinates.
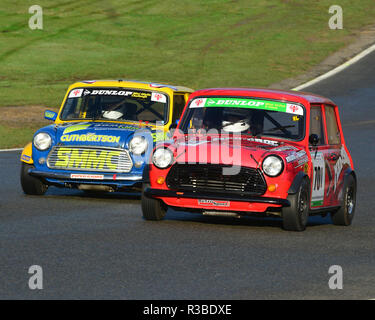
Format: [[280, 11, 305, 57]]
[[0, 148, 23, 152], [293, 43, 375, 91]]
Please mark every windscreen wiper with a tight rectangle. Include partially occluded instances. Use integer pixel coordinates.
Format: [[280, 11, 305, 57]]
[[267, 125, 295, 132]]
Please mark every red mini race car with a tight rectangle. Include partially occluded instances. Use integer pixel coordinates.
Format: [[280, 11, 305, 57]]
[[141, 88, 356, 231]]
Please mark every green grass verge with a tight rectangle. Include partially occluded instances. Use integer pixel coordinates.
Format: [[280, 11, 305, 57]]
[[0, 125, 35, 149], [1, 0, 375, 148]]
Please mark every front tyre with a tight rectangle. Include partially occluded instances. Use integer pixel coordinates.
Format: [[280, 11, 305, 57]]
[[331, 174, 356, 226], [20, 162, 48, 195], [282, 177, 310, 231], [141, 184, 166, 221]]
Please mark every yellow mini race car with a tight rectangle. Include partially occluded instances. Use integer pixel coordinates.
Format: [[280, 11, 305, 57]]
[[20, 79, 193, 195]]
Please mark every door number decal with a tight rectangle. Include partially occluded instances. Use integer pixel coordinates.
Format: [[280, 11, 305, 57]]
[[311, 151, 325, 207]]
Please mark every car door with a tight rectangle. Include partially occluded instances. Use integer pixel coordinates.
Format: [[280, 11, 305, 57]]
[[322, 104, 347, 207], [309, 104, 328, 209]]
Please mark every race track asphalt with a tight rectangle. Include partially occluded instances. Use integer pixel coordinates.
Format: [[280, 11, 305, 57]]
[[1, 52, 375, 299]]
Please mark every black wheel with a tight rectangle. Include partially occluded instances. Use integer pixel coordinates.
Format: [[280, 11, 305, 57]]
[[141, 184, 166, 221], [331, 174, 356, 226], [282, 178, 310, 231], [20, 162, 48, 195]]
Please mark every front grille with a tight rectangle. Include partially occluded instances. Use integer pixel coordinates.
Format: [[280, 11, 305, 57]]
[[47, 146, 133, 173], [166, 164, 267, 195]]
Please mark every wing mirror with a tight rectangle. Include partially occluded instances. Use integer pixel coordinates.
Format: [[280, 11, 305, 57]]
[[44, 110, 57, 121], [309, 134, 320, 146]]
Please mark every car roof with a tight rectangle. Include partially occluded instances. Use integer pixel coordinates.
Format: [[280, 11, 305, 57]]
[[69, 79, 194, 93], [188, 88, 335, 106]]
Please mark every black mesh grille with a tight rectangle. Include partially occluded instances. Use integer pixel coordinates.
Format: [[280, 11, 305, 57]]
[[166, 164, 267, 195]]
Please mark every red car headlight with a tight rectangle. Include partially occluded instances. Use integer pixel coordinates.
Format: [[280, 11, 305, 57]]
[[152, 148, 174, 169], [262, 155, 284, 177]]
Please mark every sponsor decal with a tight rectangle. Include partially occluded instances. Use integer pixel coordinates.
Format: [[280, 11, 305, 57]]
[[44, 110, 57, 119], [296, 150, 307, 158], [21, 154, 31, 162], [55, 148, 121, 170], [190, 97, 304, 115], [286, 103, 303, 116], [68, 89, 83, 98], [286, 154, 296, 162], [218, 136, 278, 146], [311, 200, 324, 207], [70, 174, 104, 180], [325, 158, 334, 197], [295, 155, 309, 167], [63, 124, 91, 134], [286, 150, 307, 163], [87, 123, 140, 131], [245, 137, 279, 146], [198, 199, 230, 207], [83, 89, 91, 96], [90, 89, 133, 96], [131, 92, 151, 99], [272, 146, 298, 152], [333, 147, 351, 192], [181, 136, 279, 147], [303, 162, 309, 174], [60, 134, 120, 143], [292, 116, 301, 121], [151, 92, 167, 103], [118, 125, 139, 130], [190, 98, 207, 108]]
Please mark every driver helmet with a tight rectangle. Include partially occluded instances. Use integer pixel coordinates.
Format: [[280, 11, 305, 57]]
[[222, 119, 250, 133], [102, 110, 124, 120]]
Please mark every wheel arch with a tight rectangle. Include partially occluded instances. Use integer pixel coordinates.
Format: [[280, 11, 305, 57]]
[[288, 171, 310, 195], [142, 164, 150, 183], [20, 142, 33, 164], [340, 168, 357, 203], [344, 168, 357, 184]]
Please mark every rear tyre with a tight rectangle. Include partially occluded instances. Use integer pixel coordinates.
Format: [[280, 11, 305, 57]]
[[20, 162, 48, 195], [141, 184, 166, 221], [282, 178, 310, 231], [331, 174, 356, 226]]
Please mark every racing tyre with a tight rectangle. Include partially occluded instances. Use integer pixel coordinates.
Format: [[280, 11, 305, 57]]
[[141, 184, 166, 221], [331, 174, 356, 226], [282, 178, 310, 231], [20, 162, 48, 195]]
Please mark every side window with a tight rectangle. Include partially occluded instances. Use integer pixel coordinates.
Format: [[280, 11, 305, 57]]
[[309, 105, 325, 145], [172, 94, 186, 124], [324, 105, 341, 145]]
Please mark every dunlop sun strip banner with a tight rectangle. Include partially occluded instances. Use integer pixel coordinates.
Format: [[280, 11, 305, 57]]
[[190, 98, 304, 115]]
